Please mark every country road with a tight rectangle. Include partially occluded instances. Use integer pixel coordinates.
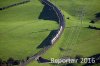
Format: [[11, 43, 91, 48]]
[[20, 0, 65, 66]]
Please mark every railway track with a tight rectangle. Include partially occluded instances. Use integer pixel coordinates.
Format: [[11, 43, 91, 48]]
[[20, 0, 65, 66]]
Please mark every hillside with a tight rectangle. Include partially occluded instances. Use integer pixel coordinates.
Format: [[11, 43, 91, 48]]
[[0, 0, 58, 60], [0, 0, 100, 66]]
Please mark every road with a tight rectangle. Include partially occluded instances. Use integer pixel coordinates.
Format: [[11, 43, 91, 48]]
[[20, 0, 65, 66]]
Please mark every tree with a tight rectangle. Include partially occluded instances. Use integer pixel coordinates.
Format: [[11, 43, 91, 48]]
[[2, 61, 7, 66], [26, 56, 29, 60], [90, 20, 95, 23], [13, 60, 20, 65], [95, 12, 100, 18], [0, 58, 2, 66], [7, 57, 14, 65], [75, 55, 83, 63]]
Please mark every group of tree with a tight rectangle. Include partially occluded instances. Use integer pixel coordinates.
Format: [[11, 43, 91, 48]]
[[0, 58, 20, 66], [90, 12, 100, 23]]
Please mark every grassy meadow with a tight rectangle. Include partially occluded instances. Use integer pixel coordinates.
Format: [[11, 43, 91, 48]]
[[28, 0, 100, 66], [0, 0, 58, 60], [0, 0, 100, 66]]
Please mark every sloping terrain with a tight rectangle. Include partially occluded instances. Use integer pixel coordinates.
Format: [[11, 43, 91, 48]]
[[28, 0, 100, 66], [0, 0, 100, 66], [0, 0, 58, 60]]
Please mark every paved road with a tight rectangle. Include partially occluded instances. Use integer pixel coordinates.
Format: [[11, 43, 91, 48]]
[[20, 0, 65, 66]]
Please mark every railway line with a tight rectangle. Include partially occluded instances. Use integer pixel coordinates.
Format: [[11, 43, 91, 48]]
[[20, 0, 65, 66]]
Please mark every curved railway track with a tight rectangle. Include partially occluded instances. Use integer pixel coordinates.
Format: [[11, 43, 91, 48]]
[[20, 0, 65, 66]]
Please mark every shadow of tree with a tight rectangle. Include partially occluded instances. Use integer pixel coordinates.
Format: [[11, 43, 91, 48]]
[[84, 54, 100, 66], [38, 2, 59, 22], [37, 57, 51, 63], [95, 12, 100, 18], [37, 29, 58, 48], [86, 25, 100, 30]]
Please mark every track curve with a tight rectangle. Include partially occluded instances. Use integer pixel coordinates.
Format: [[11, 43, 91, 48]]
[[20, 0, 65, 66], [41, 0, 65, 44]]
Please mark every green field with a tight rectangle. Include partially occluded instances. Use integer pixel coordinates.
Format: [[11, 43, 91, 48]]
[[0, 0, 21, 7], [42, 0, 100, 58], [0, 0, 58, 60], [0, 0, 100, 66], [28, 0, 100, 66]]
